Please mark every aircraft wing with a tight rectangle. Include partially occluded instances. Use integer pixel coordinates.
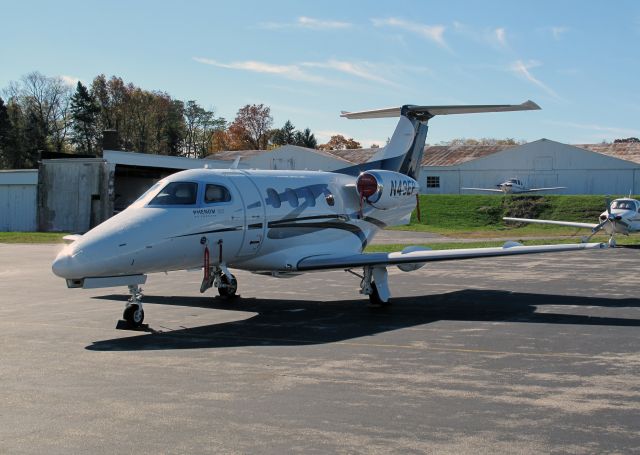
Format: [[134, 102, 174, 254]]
[[524, 187, 566, 193], [461, 187, 504, 193], [503, 217, 599, 229], [296, 242, 605, 271]]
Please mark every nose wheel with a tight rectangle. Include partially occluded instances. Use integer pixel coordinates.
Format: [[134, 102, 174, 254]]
[[123, 284, 145, 328], [123, 303, 144, 327], [218, 273, 238, 298]]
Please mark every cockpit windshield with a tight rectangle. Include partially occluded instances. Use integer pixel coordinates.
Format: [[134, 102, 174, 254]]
[[611, 200, 637, 211], [149, 182, 198, 205]]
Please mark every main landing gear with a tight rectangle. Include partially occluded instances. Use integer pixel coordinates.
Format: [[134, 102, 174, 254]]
[[348, 265, 391, 308], [123, 284, 145, 328], [200, 264, 238, 299]]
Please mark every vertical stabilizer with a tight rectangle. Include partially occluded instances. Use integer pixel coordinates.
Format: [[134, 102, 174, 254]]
[[337, 101, 540, 178]]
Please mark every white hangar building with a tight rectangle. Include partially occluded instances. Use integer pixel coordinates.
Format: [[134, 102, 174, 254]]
[[224, 139, 640, 195], [416, 139, 640, 195]]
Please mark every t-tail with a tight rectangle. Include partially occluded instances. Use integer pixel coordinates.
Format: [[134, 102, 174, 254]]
[[338, 100, 540, 179]]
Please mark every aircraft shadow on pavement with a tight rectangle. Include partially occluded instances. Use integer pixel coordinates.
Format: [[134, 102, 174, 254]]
[[86, 290, 640, 351]]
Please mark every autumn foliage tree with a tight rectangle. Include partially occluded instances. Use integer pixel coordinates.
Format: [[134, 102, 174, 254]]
[[318, 134, 361, 150], [1, 71, 321, 167], [227, 104, 273, 150]]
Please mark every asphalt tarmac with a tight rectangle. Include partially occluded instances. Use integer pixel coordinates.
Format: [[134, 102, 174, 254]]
[[1, 243, 639, 454]]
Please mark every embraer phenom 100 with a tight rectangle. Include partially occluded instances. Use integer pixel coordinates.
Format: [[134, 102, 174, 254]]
[[52, 100, 606, 328]]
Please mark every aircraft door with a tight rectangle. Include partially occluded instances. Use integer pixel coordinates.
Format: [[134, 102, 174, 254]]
[[227, 173, 266, 257]]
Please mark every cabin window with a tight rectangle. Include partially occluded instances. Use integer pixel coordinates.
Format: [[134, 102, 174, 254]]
[[204, 184, 231, 203], [426, 176, 440, 188], [284, 188, 299, 208], [266, 188, 281, 208], [149, 182, 198, 205], [300, 187, 316, 207]]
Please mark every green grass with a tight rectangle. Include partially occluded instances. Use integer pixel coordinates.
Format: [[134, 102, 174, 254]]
[[393, 194, 634, 238], [0, 232, 68, 244]]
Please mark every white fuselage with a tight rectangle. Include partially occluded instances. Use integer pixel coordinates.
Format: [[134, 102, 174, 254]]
[[52, 168, 415, 279], [498, 179, 526, 194], [600, 199, 640, 235]]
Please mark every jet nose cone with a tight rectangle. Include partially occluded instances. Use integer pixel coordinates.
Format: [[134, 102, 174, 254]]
[[52, 251, 79, 278]]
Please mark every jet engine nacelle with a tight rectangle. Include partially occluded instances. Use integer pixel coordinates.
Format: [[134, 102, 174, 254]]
[[356, 170, 419, 210]]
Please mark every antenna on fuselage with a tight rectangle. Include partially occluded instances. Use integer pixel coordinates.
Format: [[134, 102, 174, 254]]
[[230, 157, 241, 169]]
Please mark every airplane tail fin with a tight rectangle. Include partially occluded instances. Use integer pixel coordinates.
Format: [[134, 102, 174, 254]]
[[338, 101, 540, 179]]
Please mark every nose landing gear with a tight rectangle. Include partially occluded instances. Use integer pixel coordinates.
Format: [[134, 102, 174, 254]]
[[123, 284, 145, 328]]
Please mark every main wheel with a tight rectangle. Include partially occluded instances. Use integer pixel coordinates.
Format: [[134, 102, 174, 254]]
[[218, 274, 238, 298], [609, 237, 617, 247], [123, 304, 144, 327], [368, 282, 389, 308]]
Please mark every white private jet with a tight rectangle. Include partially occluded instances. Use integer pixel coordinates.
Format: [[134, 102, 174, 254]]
[[52, 100, 606, 328], [463, 177, 566, 194], [504, 197, 640, 247]]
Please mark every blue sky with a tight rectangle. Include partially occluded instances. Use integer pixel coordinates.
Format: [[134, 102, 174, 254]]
[[1, 0, 639, 146]]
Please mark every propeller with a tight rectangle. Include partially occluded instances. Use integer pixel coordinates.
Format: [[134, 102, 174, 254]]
[[583, 196, 619, 246]]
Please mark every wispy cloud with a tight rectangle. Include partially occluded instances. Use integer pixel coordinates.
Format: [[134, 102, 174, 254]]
[[259, 16, 352, 30], [509, 60, 561, 100], [60, 75, 81, 87], [494, 27, 507, 47], [301, 60, 398, 86], [551, 26, 568, 40], [371, 17, 448, 49], [194, 57, 402, 87], [452, 22, 508, 50], [193, 57, 328, 84], [548, 120, 640, 137]]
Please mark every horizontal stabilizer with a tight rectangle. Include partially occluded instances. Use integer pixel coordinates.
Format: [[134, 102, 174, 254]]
[[341, 100, 540, 119]]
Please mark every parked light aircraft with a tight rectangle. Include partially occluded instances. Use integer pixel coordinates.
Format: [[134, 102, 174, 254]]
[[504, 197, 640, 247], [52, 100, 605, 328], [462, 177, 566, 194]]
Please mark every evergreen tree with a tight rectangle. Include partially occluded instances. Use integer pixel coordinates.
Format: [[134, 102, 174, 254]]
[[294, 128, 317, 148], [272, 120, 296, 146], [0, 98, 10, 167], [70, 81, 100, 154]]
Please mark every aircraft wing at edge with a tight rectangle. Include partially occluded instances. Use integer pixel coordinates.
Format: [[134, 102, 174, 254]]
[[296, 242, 605, 272], [524, 187, 567, 193], [461, 187, 504, 193], [503, 217, 599, 229]]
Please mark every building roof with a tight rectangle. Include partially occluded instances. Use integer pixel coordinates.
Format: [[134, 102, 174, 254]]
[[575, 142, 640, 165], [103, 150, 234, 170], [325, 141, 640, 167], [206, 144, 354, 163], [0, 169, 39, 185], [323, 144, 516, 166]]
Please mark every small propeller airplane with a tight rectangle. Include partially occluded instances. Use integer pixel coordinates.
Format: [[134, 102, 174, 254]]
[[504, 196, 640, 247], [463, 177, 566, 194], [52, 100, 606, 328]]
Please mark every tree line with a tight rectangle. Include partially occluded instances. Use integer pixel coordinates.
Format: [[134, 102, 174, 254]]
[[0, 71, 365, 169]]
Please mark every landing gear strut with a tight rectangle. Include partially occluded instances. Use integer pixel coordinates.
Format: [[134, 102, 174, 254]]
[[200, 264, 238, 299], [348, 265, 391, 307], [123, 284, 144, 327]]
